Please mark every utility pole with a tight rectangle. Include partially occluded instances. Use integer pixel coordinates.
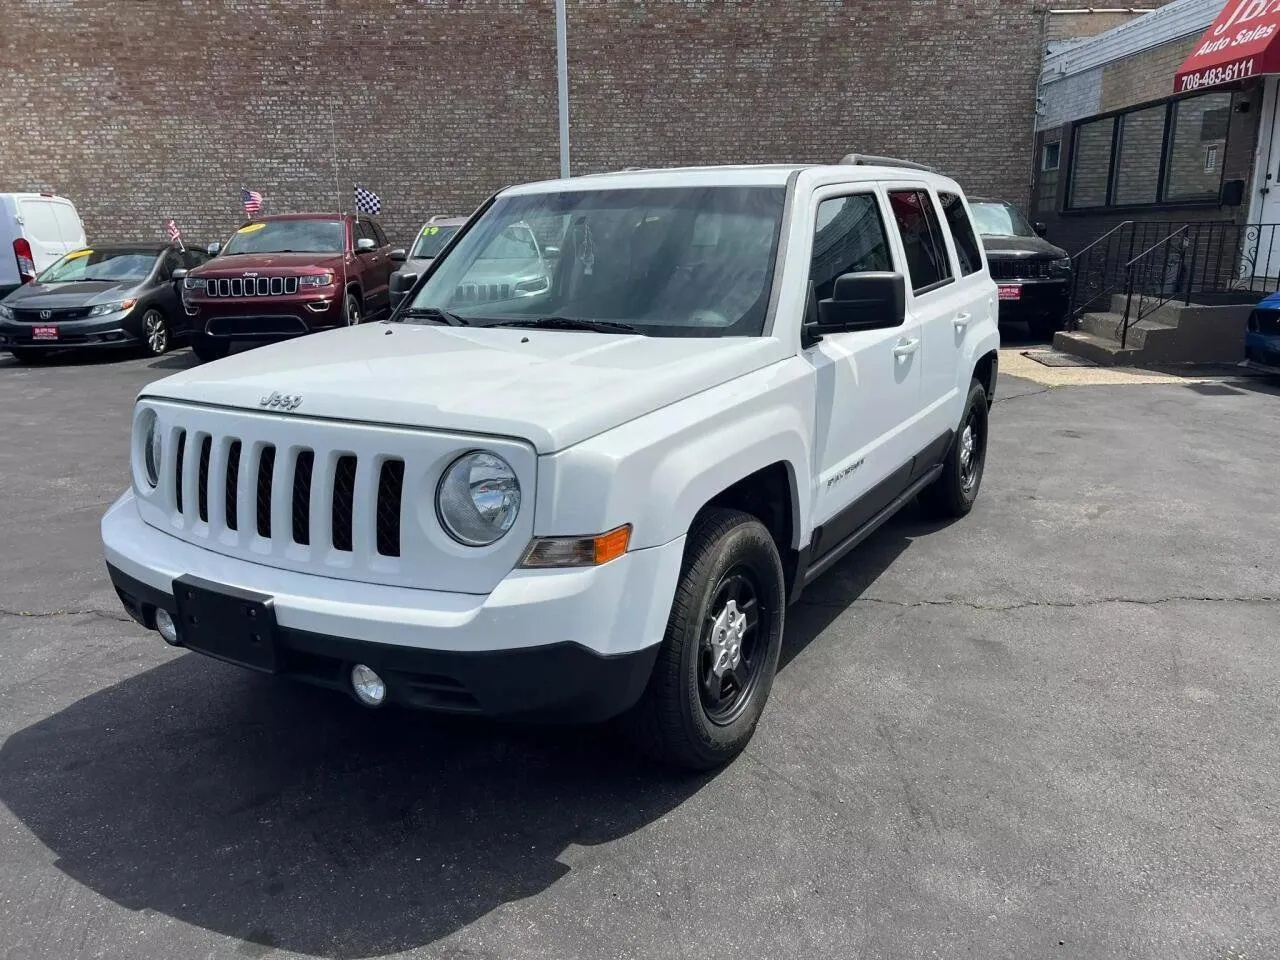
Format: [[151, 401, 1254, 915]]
[[555, 0, 570, 178]]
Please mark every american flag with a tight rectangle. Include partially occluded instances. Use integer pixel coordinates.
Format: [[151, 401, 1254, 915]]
[[165, 219, 181, 242], [241, 187, 264, 216], [353, 184, 382, 217]]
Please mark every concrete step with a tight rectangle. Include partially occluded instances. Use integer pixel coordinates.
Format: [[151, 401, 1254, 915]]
[[1081, 311, 1124, 341], [1052, 329, 1138, 366], [1121, 319, 1178, 353]]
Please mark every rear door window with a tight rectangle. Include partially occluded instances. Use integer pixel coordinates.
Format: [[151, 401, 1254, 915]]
[[51, 202, 85, 245], [937, 192, 984, 277], [887, 190, 954, 294]]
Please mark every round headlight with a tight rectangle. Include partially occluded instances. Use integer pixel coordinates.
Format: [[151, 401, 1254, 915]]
[[436, 451, 521, 546], [140, 408, 162, 488]]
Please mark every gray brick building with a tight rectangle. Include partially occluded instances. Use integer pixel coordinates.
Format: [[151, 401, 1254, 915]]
[[2, 0, 1155, 248]]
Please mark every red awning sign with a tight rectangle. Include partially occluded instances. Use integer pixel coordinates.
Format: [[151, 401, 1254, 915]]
[[1174, 0, 1280, 93]]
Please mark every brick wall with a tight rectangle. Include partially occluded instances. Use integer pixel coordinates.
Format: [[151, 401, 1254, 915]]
[[1, 0, 1052, 247], [1099, 34, 1200, 112]]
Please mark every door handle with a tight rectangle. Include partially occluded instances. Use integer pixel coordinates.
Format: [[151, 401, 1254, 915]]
[[892, 337, 920, 359], [953, 312, 971, 330]]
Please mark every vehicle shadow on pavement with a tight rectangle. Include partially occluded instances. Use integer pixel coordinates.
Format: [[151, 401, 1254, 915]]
[[0, 512, 935, 959]]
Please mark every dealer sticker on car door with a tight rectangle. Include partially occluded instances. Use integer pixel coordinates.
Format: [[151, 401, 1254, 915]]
[[997, 284, 1021, 301], [32, 326, 59, 340]]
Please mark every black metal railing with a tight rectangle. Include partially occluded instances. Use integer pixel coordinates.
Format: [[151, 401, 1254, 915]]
[[1070, 221, 1280, 344]]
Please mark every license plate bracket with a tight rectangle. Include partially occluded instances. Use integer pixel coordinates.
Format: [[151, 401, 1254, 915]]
[[32, 325, 59, 340], [172, 575, 279, 672]]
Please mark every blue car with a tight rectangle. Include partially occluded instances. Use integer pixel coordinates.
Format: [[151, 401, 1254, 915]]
[[1246, 291, 1280, 375]]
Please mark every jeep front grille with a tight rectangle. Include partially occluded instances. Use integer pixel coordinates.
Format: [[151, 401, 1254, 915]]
[[204, 276, 300, 297], [136, 401, 536, 594], [455, 282, 512, 303], [988, 258, 1054, 281], [174, 434, 404, 558]]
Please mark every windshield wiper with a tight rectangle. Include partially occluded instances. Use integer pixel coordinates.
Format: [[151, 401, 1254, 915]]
[[488, 316, 642, 335], [399, 306, 469, 326]]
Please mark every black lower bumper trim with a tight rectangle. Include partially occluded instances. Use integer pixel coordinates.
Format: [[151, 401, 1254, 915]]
[[106, 562, 659, 724]]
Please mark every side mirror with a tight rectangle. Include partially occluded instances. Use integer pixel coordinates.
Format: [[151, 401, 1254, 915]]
[[355, 238, 377, 254], [1034, 222, 1048, 237], [171, 268, 188, 283], [389, 247, 407, 263], [543, 245, 561, 257], [206, 241, 221, 256], [808, 272, 906, 342], [389, 272, 419, 310]]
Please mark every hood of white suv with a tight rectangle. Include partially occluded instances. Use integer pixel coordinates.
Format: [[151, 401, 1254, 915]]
[[146, 324, 784, 453]]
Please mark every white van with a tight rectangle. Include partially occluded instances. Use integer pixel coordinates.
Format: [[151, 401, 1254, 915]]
[[0, 194, 88, 297]]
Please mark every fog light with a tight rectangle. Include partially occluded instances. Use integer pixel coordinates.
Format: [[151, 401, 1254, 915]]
[[155, 607, 180, 646], [351, 664, 386, 706]]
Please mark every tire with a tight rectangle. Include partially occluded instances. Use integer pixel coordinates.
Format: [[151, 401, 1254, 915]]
[[7, 348, 49, 365], [919, 377, 989, 520], [344, 292, 362, 326], [190, 334, 229, 363], [140, 308, 170, 356], [623, 508, 786, 770]]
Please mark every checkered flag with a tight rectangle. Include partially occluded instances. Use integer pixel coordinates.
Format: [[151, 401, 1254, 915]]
[[353, 185, 382, 217]]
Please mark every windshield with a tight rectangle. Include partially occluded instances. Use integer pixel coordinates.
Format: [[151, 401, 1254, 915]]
[[410, 224, 460, 259], [36, 249, 157, 283], [969, 202, 1037, 238], [406, 186, 786, 337], [221, 220, 344, 255]]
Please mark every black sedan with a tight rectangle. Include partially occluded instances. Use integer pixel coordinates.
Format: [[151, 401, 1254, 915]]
[[0, 243, 208, 363], [969, 199, 1072, 340]]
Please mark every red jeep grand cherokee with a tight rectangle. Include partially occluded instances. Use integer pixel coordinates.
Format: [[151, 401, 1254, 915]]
[[180, 213, 393, 362]]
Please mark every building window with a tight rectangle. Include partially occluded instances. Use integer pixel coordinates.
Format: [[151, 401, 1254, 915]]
[[1042, 141, 1060, 172], [1068, 117, 1115, 209], [1165, 92, 1232, 202], [1065, 90, 1232, 210], [1113, 105, 1166, 206]]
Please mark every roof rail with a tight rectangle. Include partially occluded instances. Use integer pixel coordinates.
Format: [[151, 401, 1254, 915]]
[[840, 153, 936, 173]]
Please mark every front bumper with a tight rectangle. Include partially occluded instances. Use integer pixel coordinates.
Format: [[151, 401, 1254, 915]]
[[185, 289, 344, 340], [994, 278, 1070, 324], [0, 309, 141, 349], [1244, 330, 1280, 374], [102, 492, 683, 721]]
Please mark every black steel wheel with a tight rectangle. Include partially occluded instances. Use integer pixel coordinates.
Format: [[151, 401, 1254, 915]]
[[623, 508, 785, 770], [699, 567, 766, 725], [919, 377, 989, 519]]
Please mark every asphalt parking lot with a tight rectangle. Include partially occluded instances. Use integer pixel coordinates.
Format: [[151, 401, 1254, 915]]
[[1, 346, 1278, 960]]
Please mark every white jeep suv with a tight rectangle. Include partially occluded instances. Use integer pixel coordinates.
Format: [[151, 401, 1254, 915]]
[[102, 159, 999, 769]]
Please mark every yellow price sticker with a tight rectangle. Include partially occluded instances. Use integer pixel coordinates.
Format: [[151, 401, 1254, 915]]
[[65, 249, 93, 260], [237, 222, 266, 234], [422, 226, 440, 236]]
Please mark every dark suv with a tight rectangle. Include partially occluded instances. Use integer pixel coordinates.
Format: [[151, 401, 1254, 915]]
[[180, 213, 393, 362], [968, 198, 1072, 339]]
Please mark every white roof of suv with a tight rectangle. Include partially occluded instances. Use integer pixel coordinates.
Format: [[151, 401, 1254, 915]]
[[505, 162, 959, 195]]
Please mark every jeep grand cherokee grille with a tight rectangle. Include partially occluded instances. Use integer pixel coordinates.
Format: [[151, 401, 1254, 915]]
[[988, 258, 1054, 281], [204, 276, 301, 297]]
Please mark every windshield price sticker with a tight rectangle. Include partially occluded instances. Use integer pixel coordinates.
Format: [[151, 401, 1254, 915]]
[[237, 223, 266, 234], [422, 226, 440, 236]]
